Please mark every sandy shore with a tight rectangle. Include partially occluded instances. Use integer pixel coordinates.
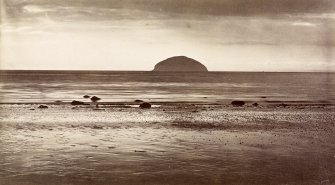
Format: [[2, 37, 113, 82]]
[[0, 102, 334, 185]]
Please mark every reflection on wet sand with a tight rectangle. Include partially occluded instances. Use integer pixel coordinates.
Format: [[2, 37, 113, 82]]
[[0, 104, 334, 185]]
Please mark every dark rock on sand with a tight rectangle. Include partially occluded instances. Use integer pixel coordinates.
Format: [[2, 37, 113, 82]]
[[153, 56, 208, 72], [231, 100, 245, 107], [71, 100, 85, 105], [252, 103, 259, 107], [139, 102, 151, 109], [83, 95, 90, 98], [135, 99, 144, 103], [261, 96, 267, 99], [278, 103, 288, 108], [92, 125, 103, 129], [91, 96, 101, 102], [38, 105, 48, 109]]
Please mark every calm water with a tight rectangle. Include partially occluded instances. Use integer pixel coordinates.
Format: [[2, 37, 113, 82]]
[[0, 70, 335, 103]]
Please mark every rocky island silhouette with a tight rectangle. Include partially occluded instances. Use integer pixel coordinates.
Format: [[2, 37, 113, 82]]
[[153, 56, 208, 72]]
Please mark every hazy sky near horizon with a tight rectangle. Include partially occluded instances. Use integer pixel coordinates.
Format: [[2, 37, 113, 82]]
[[1, 0, 335, 71]]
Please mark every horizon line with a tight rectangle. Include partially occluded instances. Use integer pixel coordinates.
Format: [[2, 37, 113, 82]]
[[0, 69, 334, 73]]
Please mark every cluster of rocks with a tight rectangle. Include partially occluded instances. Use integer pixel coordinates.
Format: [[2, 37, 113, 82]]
[[35, 96, 153, 110], [35, 99, 254, 110], [231, 100, 260, 107], [70, 95, 101, 105], [34, 93, 268, 110]]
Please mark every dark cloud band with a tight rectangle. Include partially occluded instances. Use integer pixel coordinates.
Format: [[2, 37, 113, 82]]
[[3, 0, 335, 18]]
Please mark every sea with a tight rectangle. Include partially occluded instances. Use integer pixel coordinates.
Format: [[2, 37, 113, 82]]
[[0, 70, 334, 103]]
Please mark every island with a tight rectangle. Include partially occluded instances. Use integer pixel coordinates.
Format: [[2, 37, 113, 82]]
[[153, 56, 208, 72]]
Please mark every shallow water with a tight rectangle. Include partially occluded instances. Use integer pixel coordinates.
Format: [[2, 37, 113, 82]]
[[0, 71, 334, 103]]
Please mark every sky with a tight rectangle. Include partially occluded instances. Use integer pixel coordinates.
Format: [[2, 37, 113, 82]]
[[0, 0, 335, 71]]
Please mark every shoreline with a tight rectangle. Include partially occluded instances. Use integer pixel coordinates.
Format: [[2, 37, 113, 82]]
[[1, 102, 334, 130], [0, 99, 334, 105]]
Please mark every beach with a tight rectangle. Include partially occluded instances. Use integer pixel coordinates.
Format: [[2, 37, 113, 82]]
[[0, 101, 334, 185]]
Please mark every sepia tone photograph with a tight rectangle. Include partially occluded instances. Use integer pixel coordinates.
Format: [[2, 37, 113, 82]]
[[0, 0, 335, 184]]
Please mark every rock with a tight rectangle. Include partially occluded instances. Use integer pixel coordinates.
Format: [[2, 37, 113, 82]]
[[139, 102, 151, 109], [29, 108, 35, 110], [83, 95, 90, 98], [252, 103, 259, 107], [153, 56, 208, 72], [134, 99, 144, 103], [90, 96, 101, 102], [38, 105, 48, 109], [71, 100, 85, 105], [92, 125, 103, 129], [231, 100, 245, 107], [278, 103, 288, 108], [261, 96, 267, 99]]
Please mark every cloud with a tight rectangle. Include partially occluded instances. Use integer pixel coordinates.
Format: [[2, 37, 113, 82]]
[[2, 0, 335, 21], [22, 5, 49, 13], [2, 0, 335, 48], [291, 22, 316, 27]]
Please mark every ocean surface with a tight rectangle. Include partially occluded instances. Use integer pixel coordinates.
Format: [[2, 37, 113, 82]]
[[0, 70, 334, 103]]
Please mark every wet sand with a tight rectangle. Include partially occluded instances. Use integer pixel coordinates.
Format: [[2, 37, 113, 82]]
[[0, 102, 334, 185]]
